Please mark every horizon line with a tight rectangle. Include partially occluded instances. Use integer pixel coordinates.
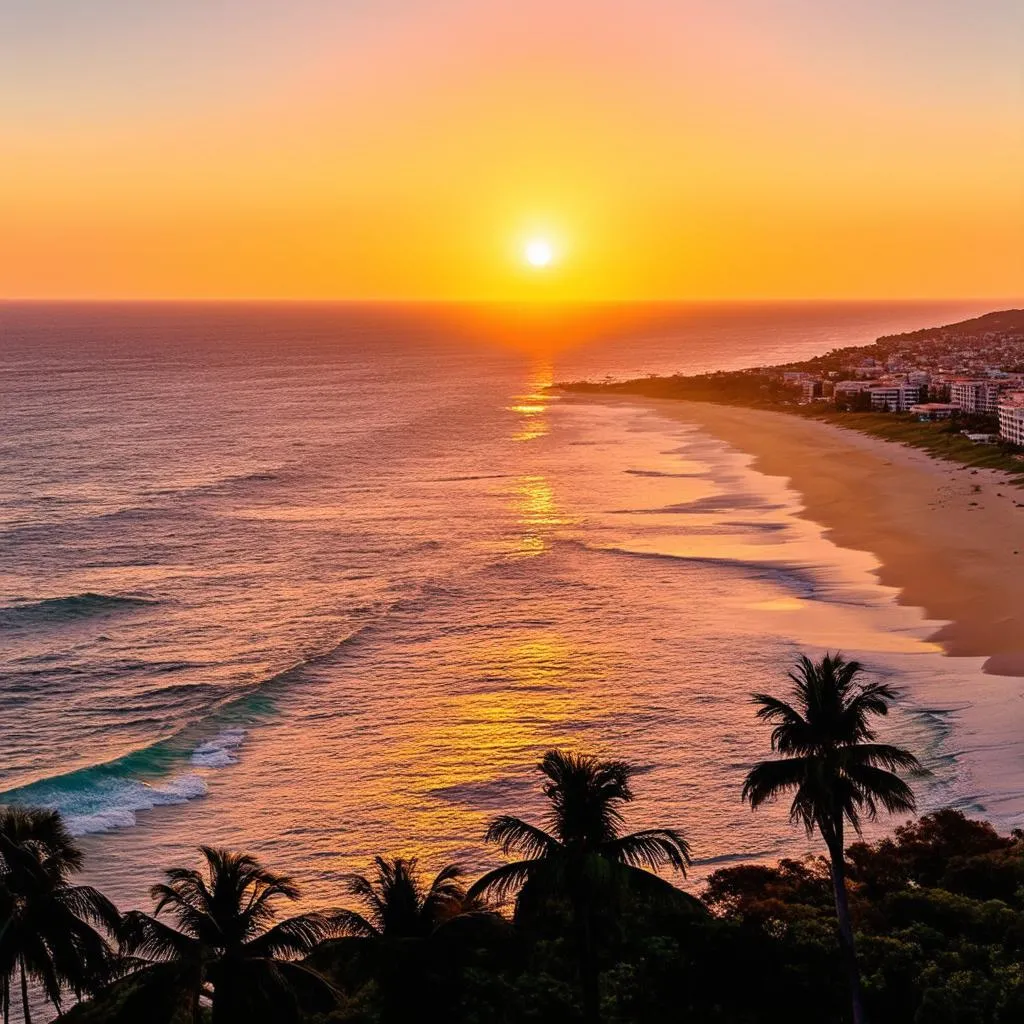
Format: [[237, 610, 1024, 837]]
[[3, 296, 1022, 307]]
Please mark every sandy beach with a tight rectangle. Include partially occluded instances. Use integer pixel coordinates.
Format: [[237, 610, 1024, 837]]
[[635, 399, 1024, 677]]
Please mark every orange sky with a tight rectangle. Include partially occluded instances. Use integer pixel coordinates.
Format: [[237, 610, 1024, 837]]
[[2, 0, 1022, 300]]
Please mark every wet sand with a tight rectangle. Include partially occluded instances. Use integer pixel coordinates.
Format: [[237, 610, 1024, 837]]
[[639, 400, 1024, 676]]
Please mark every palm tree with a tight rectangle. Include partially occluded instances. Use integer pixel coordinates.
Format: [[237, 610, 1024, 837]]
[[119, 847, 342, 1024], [0, 805, 119, 1024], [742, 653, 923, 1024], [336, 856, 481, 940], [467, 749, 694, 1024], [323, 857, 501, 1023]]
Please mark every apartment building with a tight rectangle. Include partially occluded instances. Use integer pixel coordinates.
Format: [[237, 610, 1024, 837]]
[[997, 393, 1024, 447], [868, 383, 924, 412], [950, 379, 1005, 415]]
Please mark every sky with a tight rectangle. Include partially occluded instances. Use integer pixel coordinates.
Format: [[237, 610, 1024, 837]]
[[1, 0, 1022, 301]]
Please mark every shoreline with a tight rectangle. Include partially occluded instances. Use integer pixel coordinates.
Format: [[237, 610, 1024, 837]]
[[588, 396, 1024, 677]]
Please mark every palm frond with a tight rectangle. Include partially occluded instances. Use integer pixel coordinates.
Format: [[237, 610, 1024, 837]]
[[341, 870, 387, 926], [483, 816, 559, 859], [839, 743, 925, 775], [421, 863, 468, 925], [149, 883, 210, 938], [118, 911, 200, 962], [845, 762, 918, 819], [330, 908, 380, 938], [602, 828, 692, 874], [58, 884, 122, 932], [465, 860, 538, 904], [244, 912, 344, 958], [832, 682, 892, 743], [742, 756, 812, 809]]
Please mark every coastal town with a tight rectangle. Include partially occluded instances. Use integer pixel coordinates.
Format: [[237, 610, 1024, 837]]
[[776, 310, 1024, 447], [564, 309, 1024, 453]]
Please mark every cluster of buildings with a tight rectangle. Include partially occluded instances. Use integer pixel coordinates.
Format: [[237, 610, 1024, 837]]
[[761, 313, 1024, 446], [783, 359, 1024, 447]]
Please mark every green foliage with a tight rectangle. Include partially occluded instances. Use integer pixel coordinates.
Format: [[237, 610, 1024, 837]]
[[700, 810, 1024, 1024], [12, 767, 1024, 1024]]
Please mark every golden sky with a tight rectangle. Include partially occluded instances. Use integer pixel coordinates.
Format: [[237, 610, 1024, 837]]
[[2, 0, 1022, 300]]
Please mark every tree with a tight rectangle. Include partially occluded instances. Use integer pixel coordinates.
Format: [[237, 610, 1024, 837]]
[[325, 856, 502, 1021], [336, 856, 482, 940], [119, 846, 341, 1024], [0, 806, 119, 1024], [467, 749, 695, 1024], [742, 653, 923, 1024]]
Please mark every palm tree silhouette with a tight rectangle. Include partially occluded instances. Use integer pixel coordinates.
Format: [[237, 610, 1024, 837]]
[[336, 856, 482, 939], [0, 806, 119, 1024], [324, 857, 501, 1022], [467, 749, 694, 1024], [119, 846, 341, 1024], [742, 653, 923, 1024]]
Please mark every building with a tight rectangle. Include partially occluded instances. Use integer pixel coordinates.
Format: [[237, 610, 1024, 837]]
[[910, 403, 958, 421], [800, 379, 823, 402], [950, 379, 1005, 415], [833, 380, 871, 406], [868, 383, 924, 412], [997, 392, 1024, 447]]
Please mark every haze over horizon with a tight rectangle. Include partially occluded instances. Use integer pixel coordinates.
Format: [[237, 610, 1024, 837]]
[[3, 0, 1022, 302]]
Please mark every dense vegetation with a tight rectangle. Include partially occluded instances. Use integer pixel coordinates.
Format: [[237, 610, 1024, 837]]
[[5, 655, 1024, 1023]]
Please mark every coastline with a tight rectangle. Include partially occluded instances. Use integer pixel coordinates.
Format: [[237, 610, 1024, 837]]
[[594, 397, 1024, 677]]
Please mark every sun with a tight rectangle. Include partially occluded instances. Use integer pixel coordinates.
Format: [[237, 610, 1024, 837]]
[[524, 238, 555, 268]]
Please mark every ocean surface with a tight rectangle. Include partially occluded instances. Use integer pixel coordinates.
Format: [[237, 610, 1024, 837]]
[[0, 299, 1011, 916]]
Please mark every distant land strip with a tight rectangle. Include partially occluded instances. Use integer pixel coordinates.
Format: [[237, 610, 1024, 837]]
[[559, 309, 1024, 482]]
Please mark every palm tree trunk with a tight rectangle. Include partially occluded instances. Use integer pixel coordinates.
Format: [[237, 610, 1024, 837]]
[[19, 961, 31, 1024], [825, 827, 867, 1024], [571, 888, 600, 1024]]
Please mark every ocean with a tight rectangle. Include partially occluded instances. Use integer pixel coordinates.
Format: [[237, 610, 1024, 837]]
[[0, 299, 1005, 913]]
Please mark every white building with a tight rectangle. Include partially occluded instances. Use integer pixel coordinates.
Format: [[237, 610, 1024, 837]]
[[868, 383, 924, 412], [950, 379, 1004, 415], [997, 393, 1024, 447]]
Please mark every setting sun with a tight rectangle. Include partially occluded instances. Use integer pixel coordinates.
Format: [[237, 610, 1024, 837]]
[[524, 238, 556, 269]]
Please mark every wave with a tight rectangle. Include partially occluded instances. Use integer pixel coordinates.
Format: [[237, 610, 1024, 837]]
[[190, 727, 247, 768], [150, 468, 285, 499], [0, 618, 381, 836], [0, 593, 159, 624], [623, 468, 705, 479], [1, 759, 209, 837], [0, 726, 250, 836], [62, 775, 209, 835], [434, 473, 513, 482], [660, 495, 788, 514], [560, 538, 824, 595]]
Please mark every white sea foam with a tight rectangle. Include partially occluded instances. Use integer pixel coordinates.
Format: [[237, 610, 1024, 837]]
[[62, 773, 210, 836], [190, 726, 247, 768]]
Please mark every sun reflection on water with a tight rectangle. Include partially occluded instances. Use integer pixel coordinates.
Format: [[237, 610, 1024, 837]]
[[509, 360, 555, 442], [379, 635, 612, 852]]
